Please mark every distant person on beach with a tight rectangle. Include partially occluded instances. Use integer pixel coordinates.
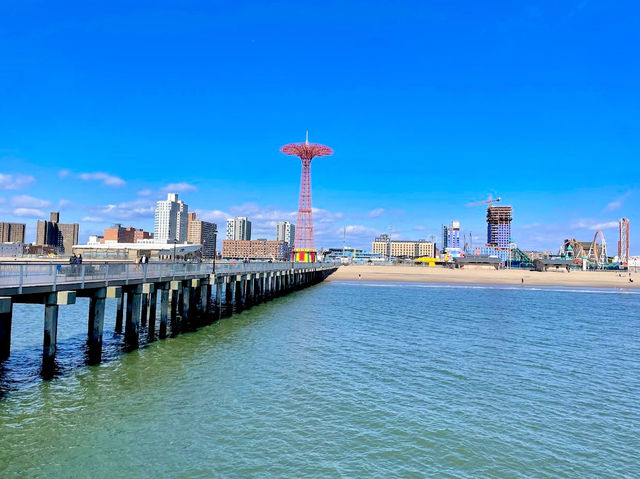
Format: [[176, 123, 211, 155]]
[[358, 273, 361, 280], [521, 278, 524, 284]]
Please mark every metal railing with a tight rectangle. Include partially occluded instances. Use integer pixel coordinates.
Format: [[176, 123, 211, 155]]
[[0, 261, 331, 290]]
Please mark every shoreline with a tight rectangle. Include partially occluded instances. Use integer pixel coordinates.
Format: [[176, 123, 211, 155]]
[[327, 264, 639, 290]]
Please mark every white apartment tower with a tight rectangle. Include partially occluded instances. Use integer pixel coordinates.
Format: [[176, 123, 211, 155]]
[[226, 217, 252, 240], [276, 221, 296, 247], [154, 193, 189, 243]]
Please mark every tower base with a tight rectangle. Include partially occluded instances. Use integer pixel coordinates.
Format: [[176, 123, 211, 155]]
[[292, 249, 316, 263]]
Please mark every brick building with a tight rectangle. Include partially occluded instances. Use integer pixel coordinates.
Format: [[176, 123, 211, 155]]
[[222, 239, 289, 261], [102, 224, 153, 243]]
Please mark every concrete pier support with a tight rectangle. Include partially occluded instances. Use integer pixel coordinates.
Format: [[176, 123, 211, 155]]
[[0, 297, 13, 360], [182, 282, 191, 325], [147, 284, 157, 339], [234, 276, 243, 310], [87, 288, 106, 363], [199, 280, 209, 314], [159, 283, 170, 339], [140, 290, 149, 327], [170, 281, 182, 334], [246, 274, 255, 306], [43, 291, 75, 369], [215, 278, 222, 309], [125, 285, 142, 348], [115, 292, 124, 333]]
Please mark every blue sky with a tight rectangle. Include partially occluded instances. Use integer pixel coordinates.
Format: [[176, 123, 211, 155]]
[[1, 0, 638, 253]]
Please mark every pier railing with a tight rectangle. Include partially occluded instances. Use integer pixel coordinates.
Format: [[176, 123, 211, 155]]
[[0, 261, 323, 289]]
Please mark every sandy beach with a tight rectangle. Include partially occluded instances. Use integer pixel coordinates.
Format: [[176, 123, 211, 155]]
[[328, 264, 640, 289]]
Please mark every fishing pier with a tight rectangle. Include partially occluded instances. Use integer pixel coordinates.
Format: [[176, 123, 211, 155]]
[[0, 261, 336, 375]]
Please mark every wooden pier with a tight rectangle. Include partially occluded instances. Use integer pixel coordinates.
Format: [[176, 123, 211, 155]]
[[0, 261, 336, 375]]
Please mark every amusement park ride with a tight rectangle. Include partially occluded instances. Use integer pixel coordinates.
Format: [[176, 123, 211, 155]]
[[560, 217, 630, 269], [281, 132, 333, 263]]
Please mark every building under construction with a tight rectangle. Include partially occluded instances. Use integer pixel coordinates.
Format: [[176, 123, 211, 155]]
[[486, 206, 512, 248]]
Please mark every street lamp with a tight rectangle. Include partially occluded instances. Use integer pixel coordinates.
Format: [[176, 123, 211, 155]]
[[173, 239, 177, 263]]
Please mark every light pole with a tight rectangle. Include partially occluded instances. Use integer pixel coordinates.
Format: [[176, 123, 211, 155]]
[[173, 239, 177, 263]]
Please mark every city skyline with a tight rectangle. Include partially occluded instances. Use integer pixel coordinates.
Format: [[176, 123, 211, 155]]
[[1, 1, 638, 253]]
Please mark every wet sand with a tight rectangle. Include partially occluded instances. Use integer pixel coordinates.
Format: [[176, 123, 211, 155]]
[[328, 264, 639, 289]]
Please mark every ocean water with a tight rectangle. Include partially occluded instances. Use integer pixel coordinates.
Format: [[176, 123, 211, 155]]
[[0, 281, 638, 478]]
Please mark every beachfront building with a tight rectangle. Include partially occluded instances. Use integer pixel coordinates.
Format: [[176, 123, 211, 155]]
[[187, 212, 217, 259], [276, 221, 296, 248], [226, 217, 252, 241], [323, 247, 384, 263], [154, 193, 189, 243], [222, 239, 288, 261], [73, 242, 201, 261], [372, 234, 436, 259]]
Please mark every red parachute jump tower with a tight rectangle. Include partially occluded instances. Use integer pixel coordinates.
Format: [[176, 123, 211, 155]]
[[281, 132, 333, 262]]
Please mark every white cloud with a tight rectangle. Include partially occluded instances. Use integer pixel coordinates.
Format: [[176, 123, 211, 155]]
[[138, 189, 153, 196], [82, 216, 104, 223], [604, 192, 631, 212], [367, 208, 385, 218], [343, 225, 379, 236], [98, 199, 155, 220], [0, 173, 35, 190], [58, 169, 71, 178], [164, 182, 197, 193], [13, 207, 45, 218], [195, 209, 231, 222], [11, 194, 51, 208], [413, 225, 426, 231], [589, 221, 618, 230], [78, 171, 126, 187]]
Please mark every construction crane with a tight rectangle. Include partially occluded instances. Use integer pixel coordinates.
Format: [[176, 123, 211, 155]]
[[467, 195, 502, 207]]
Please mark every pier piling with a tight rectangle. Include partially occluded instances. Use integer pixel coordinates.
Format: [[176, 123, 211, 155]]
[[87, 288, 106, 363], [0, 297, 12, 360]]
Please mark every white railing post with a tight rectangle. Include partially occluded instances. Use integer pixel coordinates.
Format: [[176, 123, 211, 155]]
[[105, 262, 110, 286], [125, 263, 129, 285], [19, 264, 24, 293], [81, 264, 86, 288]]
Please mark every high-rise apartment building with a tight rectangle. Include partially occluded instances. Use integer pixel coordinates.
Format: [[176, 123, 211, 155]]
[[154, 193, 189, 243], [35, 212, 79, 254], [486, 206, 512, 248], [276, 221, 296, 248], [226, 217, 251, 240], [187, 212, 218, 259], [442, 221, 461, 252], [0, 222, 26, 243]]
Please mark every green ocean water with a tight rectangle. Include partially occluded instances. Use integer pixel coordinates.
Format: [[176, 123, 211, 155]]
[[0, 281, 638, 478]]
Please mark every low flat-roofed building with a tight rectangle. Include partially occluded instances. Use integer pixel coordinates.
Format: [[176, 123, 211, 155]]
[[454, 255, 503, 270], [533, 258, 575, 272], [0, 242, 23, 257], [73, 242, 202, 261]]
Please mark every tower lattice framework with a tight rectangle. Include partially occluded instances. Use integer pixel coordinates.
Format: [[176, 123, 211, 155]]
[[280, 134, 333, 262], [619, 217, 630, 266]]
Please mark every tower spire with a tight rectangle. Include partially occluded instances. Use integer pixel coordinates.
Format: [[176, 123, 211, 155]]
[[305, 130, 309, 145]]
